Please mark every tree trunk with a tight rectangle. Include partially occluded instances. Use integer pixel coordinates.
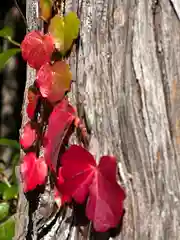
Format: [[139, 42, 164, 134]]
[[15, 0, 180, 239]]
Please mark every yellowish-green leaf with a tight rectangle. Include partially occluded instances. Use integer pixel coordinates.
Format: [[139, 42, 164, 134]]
[[49, 15, 64, 50], [0, 48, 21, 71], [48, 12, 80, 54], [0, 27, 13, 39], [64, 12, 80, 46]]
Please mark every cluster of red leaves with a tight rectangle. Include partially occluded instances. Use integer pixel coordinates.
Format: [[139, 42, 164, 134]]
[[20, 30, 126, 232]]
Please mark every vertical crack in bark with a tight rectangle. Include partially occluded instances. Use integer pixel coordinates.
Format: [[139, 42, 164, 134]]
[[152, 0, 172, 138], [152, 0, 180, 183], [132, 0, 155, 200]]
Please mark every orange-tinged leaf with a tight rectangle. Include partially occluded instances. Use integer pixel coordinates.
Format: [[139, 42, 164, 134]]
[[48, 12, 80, 54], [36, 61, 72, 103], [40, 0, 52, 22]]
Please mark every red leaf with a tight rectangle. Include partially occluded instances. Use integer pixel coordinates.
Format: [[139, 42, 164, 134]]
[[54, 173, 71, 208], [21, 31, 54, 69], [54, 187, 63, 208], [58, 145, 96, 203], [44, 97, 76, 170], [58, 145, 126, 232], [27, 88, 40, 119], [86, 156, 126, 232], [20, 122, 37, 149], [36, 61, 72, 103], [20, 152, 47, 192]]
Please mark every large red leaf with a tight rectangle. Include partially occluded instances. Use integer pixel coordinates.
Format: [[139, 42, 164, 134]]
[[58, 145, 96, 203], [21, 31, 54, 69], [36, 61, 72, 103], [86, 156, 126, 232], [20, 152, 47, 192], [58, 145, 126, 232], [44, 97, 76, 170]]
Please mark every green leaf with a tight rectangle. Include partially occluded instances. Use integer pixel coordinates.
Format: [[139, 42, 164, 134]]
[[0, 27, 13, 39], [11, 153, 20, 184], [0, 216, 15, 240], [0, 138, 20, 150], [0, 48, 21, 71], [49, 12, 80, 54], [0, 183, 9, 196], [0, 203, 9, 221], [3, 185, 18, 201], [64, 12, 80, 46]]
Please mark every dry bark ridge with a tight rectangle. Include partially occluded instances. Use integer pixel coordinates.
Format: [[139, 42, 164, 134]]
[[15, 0, 180, 239]]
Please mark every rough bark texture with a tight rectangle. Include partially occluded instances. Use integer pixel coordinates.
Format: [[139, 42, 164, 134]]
[[15, 0, 180, 239]]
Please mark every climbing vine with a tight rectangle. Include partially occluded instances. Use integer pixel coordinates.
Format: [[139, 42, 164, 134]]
[[19, 1, 126, 233]]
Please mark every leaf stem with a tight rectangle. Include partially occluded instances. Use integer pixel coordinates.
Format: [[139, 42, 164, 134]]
[[3, 176, 11, 188], [6, 37, 21, 47]]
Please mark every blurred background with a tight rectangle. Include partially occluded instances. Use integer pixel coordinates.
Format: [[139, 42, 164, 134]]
[[0, 1, 26, 238]]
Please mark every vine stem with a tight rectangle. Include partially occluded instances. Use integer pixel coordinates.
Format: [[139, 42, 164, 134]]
[[6, 37, 21, 47], [14, 0, 29, 30]]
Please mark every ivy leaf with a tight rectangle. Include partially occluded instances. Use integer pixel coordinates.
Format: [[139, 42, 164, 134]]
[[64, 12, 80, 48], [36, 61, 72, 103], [48, 15, 64, 50], [0, 182, 9, 197], [3, 185, 18, 201], [0, 48, 20, 71], [0, 138, 20, 150], [0, 26, 13, 38], [44, 97, 76, 170], [54, 184, 71, 208], [58, 145, 126, 232], [40, 0, 52, 22], [48, 12, 80, 54], [19, 122, 37, 149], [21, 31, 54, 69], [20, 152, 47, 192], [58, 145, 96, 203], [0, 216, 15, 240], [0, 202, 9, 221], [86, 156, 126, 232]]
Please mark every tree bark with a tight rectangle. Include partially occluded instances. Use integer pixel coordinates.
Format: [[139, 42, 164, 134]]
[[15, 0, 180, 239]]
